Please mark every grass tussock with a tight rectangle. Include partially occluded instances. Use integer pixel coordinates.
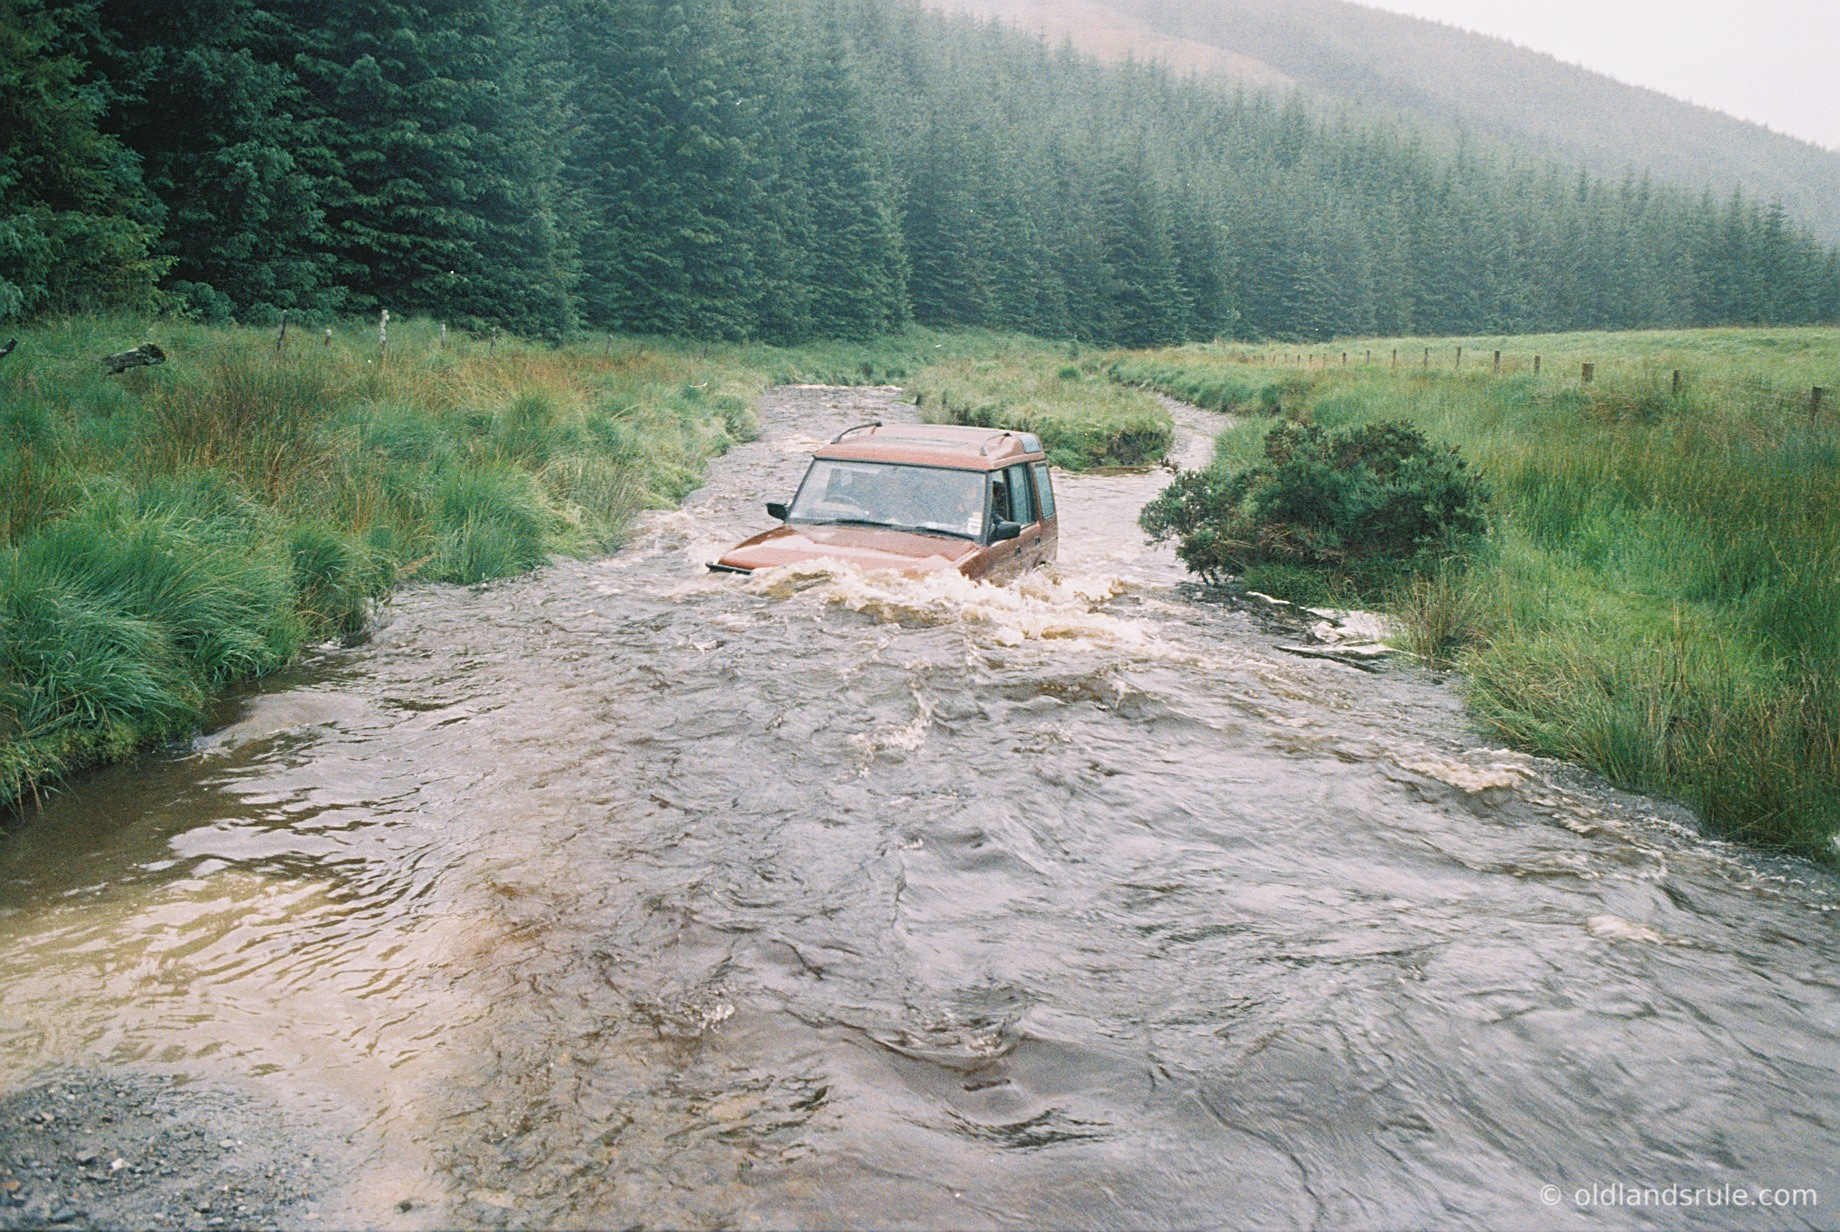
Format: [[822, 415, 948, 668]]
[[1116, 327, 1840, 860]]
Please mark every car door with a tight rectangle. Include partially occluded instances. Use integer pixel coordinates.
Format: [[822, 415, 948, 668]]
[[986, 462, 1043, 580], [1030, 460, 1058, 567]]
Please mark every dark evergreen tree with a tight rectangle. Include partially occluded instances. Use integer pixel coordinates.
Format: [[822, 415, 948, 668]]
[[1092, 158, 1186, 347], [256, 0, 575, 337], [560, 0, 774, 338], [82, 0, 336, 320], [0, 0, 163, 320], [1169, 180, 1236, 341], [789, 29, 906, 338], [898, 115, 998, 328]]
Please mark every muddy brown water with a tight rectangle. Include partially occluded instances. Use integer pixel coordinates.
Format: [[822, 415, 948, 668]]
[[2, 387, 1836, 1230]]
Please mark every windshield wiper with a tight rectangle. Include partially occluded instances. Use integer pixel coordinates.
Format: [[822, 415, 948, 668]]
[[901, 523, 979, 541], [797, 516, 977, 541], [801, 516, 896, 529]]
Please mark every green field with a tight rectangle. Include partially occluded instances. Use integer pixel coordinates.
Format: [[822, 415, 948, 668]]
[[1112, 327, 1840, 859]]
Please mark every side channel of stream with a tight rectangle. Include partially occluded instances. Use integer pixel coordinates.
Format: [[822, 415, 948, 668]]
[[1, 386, 1835, 1230]]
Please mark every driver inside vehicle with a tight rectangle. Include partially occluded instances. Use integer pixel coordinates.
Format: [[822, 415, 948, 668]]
[[990, 475, 1013, 525]]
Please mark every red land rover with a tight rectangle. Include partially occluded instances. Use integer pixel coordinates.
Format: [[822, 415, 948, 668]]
[[709, 422, 1058, 581]]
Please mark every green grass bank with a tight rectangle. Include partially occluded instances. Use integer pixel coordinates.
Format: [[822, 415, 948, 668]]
[[1112, 327, 1840, 860], [0, 316, 791, 806], [909, 346, 1174, 468]]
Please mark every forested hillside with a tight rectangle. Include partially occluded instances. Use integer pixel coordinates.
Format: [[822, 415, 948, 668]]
[[4, 0, 1838, 344], [931, 0, 1840, 245]]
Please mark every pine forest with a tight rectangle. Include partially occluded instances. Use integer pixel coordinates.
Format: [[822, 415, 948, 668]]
[[4, 0, 1839, 346]]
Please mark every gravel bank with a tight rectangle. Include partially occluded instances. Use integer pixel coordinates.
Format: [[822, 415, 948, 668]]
[[0, 1070, 349, 1231]]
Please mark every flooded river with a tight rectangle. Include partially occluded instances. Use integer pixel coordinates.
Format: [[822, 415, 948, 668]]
[[2, 387, 1836, 1229]]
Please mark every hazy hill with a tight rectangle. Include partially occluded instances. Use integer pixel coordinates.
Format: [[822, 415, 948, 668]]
[[929, 0, 1840, 243]]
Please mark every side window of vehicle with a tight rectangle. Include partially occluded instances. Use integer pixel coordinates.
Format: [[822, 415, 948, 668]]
[[1005, 463, 1036, 524], [1031, 462, 1055, 520]]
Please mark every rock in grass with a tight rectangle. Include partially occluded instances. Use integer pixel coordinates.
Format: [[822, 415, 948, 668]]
[[100, 343, 166, 374]]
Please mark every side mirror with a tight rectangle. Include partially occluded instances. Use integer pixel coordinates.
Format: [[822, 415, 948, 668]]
[[991, 520, 1023, 542], [767, 501, 789, 521]]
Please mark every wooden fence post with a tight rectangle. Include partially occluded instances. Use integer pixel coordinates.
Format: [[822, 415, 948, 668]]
[[1391, 348, 1398, 369], [489, 326, 499, 357], [1493, 350, 1501, 374], [603, 334, 612, 358], [276, 311, 288, 354], [1423, 347, 1430, 368], [1672, 370, 1682, 395], [1814, 387, 1827, 422], [1455, 346, 1462, 369], [1534, 354, 1541, 375], [379, 308, 389, 358], [440, 322, 448, 350], [1341, 352, 1347, 367], [1582, 362, 1595, 385]]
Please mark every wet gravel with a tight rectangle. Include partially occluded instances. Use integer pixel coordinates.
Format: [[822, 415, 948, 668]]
[[0, 1071, 340, 1231]]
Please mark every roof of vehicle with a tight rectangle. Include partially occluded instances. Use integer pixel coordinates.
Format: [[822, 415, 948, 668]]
[[814, 422, 1046, 471]]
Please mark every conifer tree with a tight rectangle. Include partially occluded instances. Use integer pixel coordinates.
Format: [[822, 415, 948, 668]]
[[789, 31, 907, 338], [256, 0, 575, 337], [84, 0, 335, 320], [0, 0, 163, 320], [1093, 159, 1186, 347]]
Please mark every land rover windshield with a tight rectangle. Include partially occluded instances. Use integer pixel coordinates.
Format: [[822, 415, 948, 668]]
[[788, 460, 986, 540]]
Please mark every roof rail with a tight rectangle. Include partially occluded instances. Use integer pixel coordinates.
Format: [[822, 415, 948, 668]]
[[977, 431, 1014, 457], [830, 421, 882, 443]]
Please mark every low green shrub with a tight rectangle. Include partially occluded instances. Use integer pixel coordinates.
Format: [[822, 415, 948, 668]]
[[1139, 419, 1491, 592]]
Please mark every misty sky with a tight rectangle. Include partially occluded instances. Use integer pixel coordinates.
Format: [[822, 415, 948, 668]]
[[1357, 0, 1840, 152]]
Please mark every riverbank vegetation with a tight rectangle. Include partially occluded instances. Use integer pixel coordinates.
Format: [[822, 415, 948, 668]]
[[1138, 418, 1491, 594], [0, 317, 769, 807], [1113, 328, 1840, 859], [911, 350, 1174, 468]]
